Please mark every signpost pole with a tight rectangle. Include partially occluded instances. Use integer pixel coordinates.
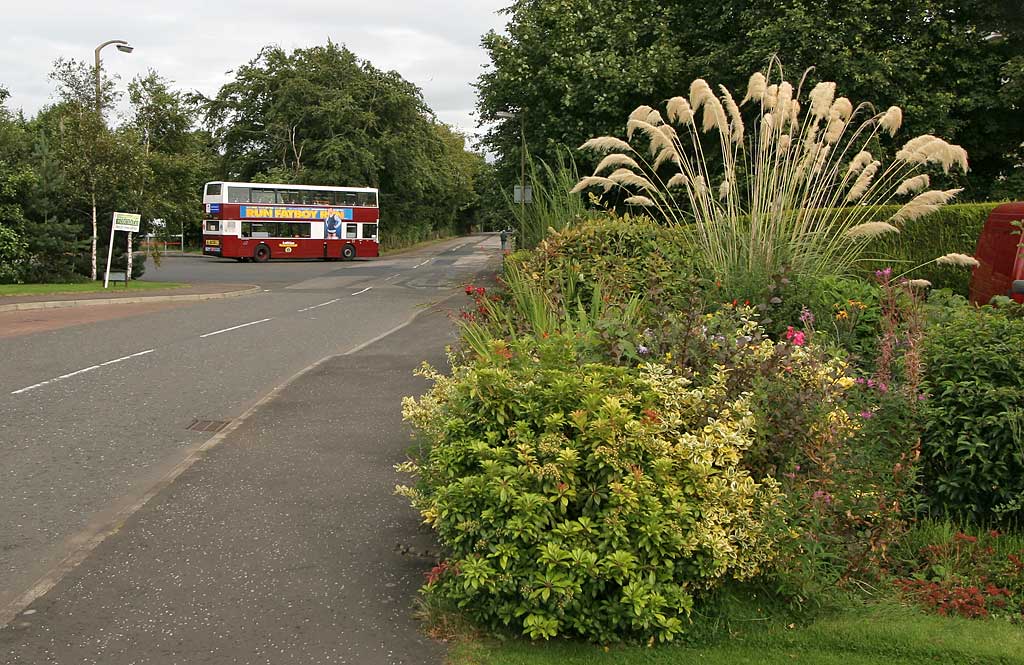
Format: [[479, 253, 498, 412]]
[[103, 213, 117, 289]]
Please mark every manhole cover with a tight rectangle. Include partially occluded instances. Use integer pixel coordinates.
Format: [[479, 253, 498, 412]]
[[187, 419, 231, 433]]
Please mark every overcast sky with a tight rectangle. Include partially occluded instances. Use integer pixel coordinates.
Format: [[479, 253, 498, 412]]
[[1, 0, 509, 140]]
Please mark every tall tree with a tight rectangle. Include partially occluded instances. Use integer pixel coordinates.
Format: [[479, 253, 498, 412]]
[[205, 42, 484, 244], [477, 0, 1024, 200], [45, 58, 143, 279], [127, 71, 214, 276]]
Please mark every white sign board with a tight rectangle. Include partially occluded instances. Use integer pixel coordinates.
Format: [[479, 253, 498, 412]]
[[112, 212, 141, 233], [513, 185, 533, 204]]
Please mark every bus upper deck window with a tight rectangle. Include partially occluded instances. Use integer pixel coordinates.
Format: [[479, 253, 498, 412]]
[[205, 183, 222, 197], [228, 187, 250, 203]]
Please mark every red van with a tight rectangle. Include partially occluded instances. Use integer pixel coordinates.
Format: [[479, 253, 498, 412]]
[[969, 202, 1024, 305]]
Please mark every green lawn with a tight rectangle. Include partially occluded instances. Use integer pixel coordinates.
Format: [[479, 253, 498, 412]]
[[0, 281, 189, 297], [449, 605, 1024, 665]]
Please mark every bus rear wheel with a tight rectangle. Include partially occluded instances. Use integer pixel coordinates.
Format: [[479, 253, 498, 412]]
[[254, 244, 271, 263], [342, 244, 356, 260]]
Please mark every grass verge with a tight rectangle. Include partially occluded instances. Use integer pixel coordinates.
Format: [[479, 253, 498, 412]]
[[0, 281, 189, 297], [447, 604, 1024, 665]]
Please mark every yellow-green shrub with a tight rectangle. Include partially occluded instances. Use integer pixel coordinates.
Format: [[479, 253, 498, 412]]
[[400, 334, 781, 643]]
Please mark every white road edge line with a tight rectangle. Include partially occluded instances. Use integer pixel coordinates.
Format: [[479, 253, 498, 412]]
[[11, 350, 155, 395], [350, 287, 372, 296], [0, 290, 463, 629], [414, 259, 430, 268], [199, 318, 273, 338], [298, 299, 340, 313]]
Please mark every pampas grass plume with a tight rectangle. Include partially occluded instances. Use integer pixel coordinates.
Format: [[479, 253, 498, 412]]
[[808, 82, 836, 119], [845, 221, 899, 239], [624, 195, 656, 206], [846, 161, 880, 202], [847, 151, 873, 175], [743, 72, 767, 104], [690, 79, 713, 111], [719, 85, 744, 143], [666, 173, 687, 189], [593, 153, 639, 174], [895, 174, 929, 196], [879, 106, 903, 136], [907, 279, 932, 288], [629, 105, 654, 122], [570, 176, 616, 194], [936, 253, 980, 268], [892, 188, 963, 223], [667, 97, 693, 124], [579, 136, 633, 154]]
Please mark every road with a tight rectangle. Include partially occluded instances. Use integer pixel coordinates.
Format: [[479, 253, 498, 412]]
[[0, 234, 499, 617]]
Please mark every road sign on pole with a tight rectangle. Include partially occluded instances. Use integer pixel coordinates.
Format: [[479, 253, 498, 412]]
[[513, 185, 533, 204], [104, 212, 142, 288], [112, 211, 141, 233]]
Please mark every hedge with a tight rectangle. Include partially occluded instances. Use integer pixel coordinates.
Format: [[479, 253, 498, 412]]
[[856, 202, 1002, 295]]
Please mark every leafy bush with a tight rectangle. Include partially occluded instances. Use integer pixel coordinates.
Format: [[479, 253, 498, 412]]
[[920, 305, 1024, 522], [400, 335, 781, 643]]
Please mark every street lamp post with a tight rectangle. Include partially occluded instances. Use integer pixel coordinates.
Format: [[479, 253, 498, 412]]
[[497, 110, 527, 220], [94, 39, 133, 286], [94, 40, 133, 116]]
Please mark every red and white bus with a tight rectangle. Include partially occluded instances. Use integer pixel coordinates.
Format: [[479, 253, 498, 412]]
[[201, 181, 380, 262]]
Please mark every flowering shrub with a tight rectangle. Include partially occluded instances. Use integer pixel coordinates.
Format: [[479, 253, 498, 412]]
[[400, 333, 781, 643]]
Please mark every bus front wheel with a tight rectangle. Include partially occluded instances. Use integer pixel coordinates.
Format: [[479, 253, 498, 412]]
[[254, 244, 271, 263], [342, 244, 356, 260]]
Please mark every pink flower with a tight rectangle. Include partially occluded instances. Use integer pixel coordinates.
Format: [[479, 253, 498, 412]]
[[812, 490, 833, 504], [784, 326, 807, 346], [860, 410, 874, 419]]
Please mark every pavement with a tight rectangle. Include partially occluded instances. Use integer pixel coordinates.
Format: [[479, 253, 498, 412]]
[[0, 284, 259, 312], [0, 280, 461, 664]]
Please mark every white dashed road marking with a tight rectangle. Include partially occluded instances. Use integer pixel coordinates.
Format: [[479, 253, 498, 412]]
[[199, 318, 273, 339], [351, 287, 372, 296], [298, 299, 340, 312], [11, 349, 155, 395]]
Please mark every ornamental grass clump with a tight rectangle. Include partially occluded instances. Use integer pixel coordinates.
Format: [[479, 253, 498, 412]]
[[400, 337, 781, 643], [574, 64, 971, 295]]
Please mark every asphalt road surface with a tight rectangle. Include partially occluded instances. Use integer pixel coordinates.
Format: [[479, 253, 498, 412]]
[[0, 234, 500, 618]]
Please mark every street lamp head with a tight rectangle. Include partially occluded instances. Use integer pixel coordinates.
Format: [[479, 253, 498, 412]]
[[496, 111, 516, 119], [116, 44, 134, 53]]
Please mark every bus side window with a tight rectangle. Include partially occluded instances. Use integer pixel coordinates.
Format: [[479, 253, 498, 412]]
[[228, 187, 250, 203], [361, 224, 377, 239], [345, 223, 358, 239], [205, 183, 222, 197], [241, 222, 251, 237], [251, 188, 276, 204]]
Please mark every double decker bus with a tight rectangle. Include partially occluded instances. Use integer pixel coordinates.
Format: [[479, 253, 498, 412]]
[[201, 181, 380, 262]]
